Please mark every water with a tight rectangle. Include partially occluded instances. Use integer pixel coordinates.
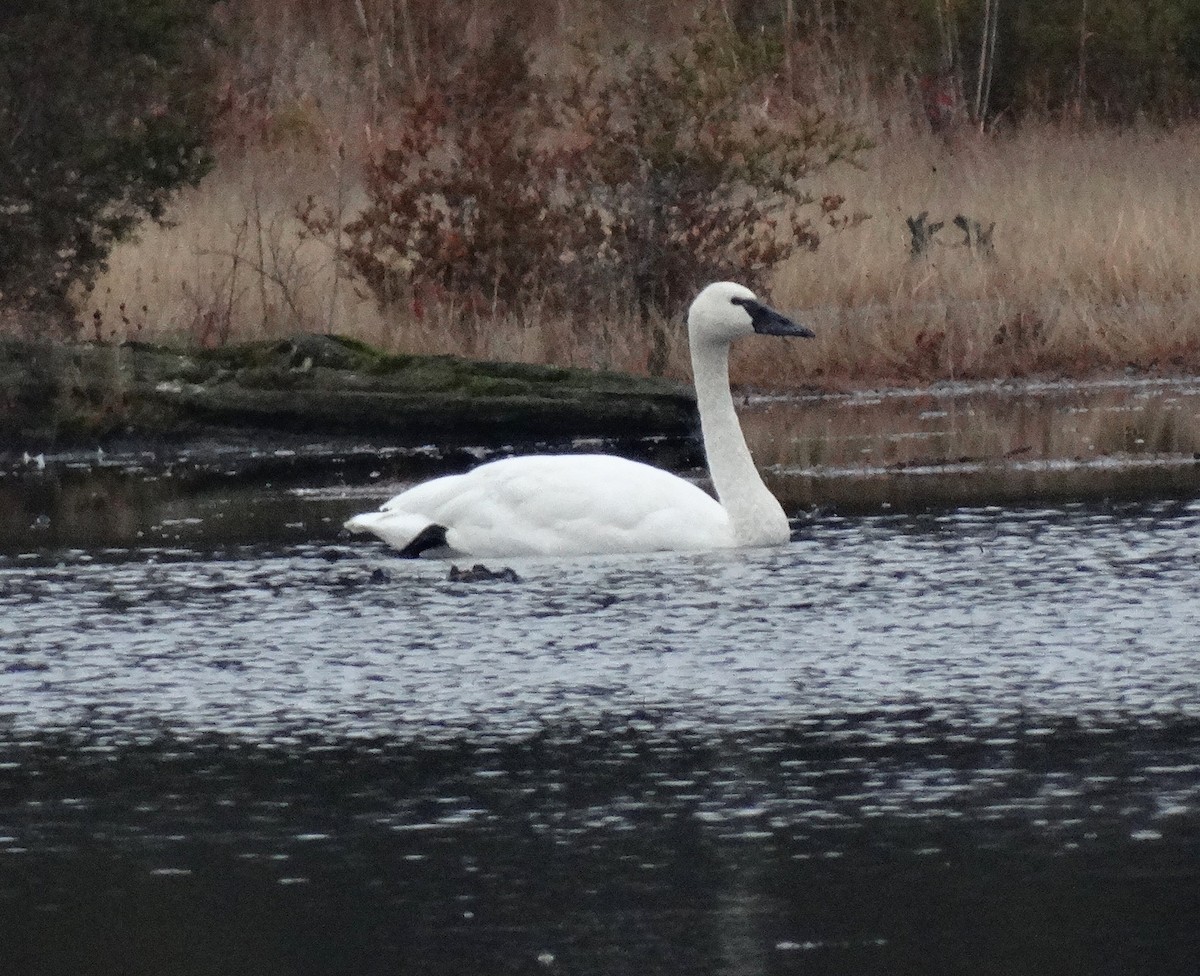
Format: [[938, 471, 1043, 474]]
[[748, 374, 1200, 510], [2, 380, 1200, 974], [6, 374, 1200, 551], [3, 500, 1199, 974]]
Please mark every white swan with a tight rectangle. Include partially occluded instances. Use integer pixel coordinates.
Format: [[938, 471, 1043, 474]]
[[344, 281, 813, 557]]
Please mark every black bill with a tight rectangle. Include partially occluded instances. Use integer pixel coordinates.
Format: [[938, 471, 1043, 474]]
[[732, 296, 816, 338]]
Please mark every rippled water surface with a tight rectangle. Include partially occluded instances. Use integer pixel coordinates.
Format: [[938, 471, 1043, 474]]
[[3, 490, 1199, 975]]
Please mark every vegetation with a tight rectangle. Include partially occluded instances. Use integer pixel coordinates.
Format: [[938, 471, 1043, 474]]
[[713, 1, 1200, 125], [0, 0, 215, 332], [10, 0, 1200, 389], [305, 18, 867, 329]]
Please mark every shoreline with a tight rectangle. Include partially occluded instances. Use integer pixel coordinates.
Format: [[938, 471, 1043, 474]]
[[0, 334, 697, 449], [4, 358, 1199, 555]]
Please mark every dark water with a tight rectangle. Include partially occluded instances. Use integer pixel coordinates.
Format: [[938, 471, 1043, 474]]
[[2, 492, 1200, 974], [3, 378, 1200, 975]]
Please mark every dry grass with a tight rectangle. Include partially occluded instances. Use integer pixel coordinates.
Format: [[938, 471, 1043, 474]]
[[91, 150, 382, 348], [91, 148, 667, 372], [757, 124, 1200, 389], [94, 121, 1200, 391]]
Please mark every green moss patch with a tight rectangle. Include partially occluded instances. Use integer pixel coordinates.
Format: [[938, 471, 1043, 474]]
[[0, 335, 695, 445]]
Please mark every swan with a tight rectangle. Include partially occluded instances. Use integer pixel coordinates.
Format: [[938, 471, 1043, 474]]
[[344, 281, 813, 557]]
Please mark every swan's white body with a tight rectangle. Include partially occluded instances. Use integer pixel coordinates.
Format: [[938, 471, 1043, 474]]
[[347, 454, 734, 557], [345, 282, 813, 558]]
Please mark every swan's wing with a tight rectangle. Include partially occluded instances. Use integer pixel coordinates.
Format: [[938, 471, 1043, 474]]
[[433, 455, 732, 556]]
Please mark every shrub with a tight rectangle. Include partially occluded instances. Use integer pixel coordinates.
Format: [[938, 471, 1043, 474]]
[[309, 16, 869, 327], [0, 0, 216, 332]]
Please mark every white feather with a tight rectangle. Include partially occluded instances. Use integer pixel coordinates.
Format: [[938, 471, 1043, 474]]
[[344, 282, 812, 558]]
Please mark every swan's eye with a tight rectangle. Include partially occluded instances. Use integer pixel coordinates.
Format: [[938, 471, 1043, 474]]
[[730, 295, 763, 319], [730, 296, 814, 338], [730, 295, 760, 320]]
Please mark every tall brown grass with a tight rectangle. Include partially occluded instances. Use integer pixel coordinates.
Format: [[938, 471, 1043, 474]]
[[88, 2, 1200, 391], [758, 124, 1200, 388]]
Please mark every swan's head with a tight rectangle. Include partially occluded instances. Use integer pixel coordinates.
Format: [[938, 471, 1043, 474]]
[[687, 282, 815, 346]]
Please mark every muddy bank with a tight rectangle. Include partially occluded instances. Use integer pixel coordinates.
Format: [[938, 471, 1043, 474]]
[[0, 335, 695, 447]]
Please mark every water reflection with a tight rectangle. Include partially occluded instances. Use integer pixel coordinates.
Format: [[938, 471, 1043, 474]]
[[746, 376, 1200, 510], [0, 438, 477, 552], [4, 379, 1200, 974]]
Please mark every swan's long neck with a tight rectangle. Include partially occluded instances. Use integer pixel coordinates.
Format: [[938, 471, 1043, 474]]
[[690, 338, 789, 545]]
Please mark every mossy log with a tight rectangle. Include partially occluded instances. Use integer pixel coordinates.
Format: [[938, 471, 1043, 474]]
[[0, 335, 696, 445]]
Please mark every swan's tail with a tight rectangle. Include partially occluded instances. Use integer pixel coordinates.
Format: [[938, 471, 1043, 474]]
[[344, 509, 448, 557], [344, 511, 393, 534]]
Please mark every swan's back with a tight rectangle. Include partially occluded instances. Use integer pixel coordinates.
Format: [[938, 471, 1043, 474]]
[[351, 454, 733, 557]]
